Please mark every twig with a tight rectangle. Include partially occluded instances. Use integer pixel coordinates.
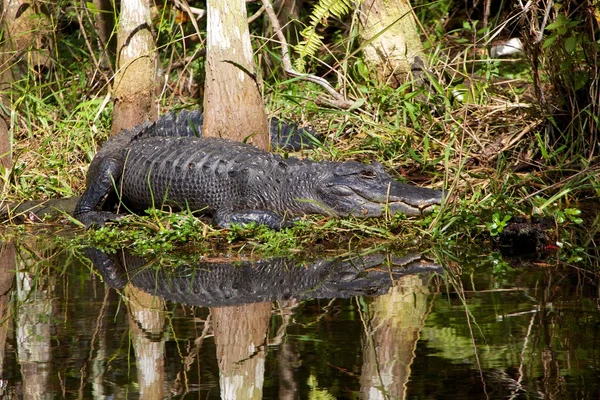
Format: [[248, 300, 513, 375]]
[[260, 0, 354, 109], [536, 0, 554, 44], [169, 48, 206, 70], [73, 1, 112, 84], [248, 5, 265, 24], [173, 0, 204, 36], [488, 118, 543, 162]]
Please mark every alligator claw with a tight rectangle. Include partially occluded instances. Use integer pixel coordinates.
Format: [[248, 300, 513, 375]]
[[215, 210, 294, 230], [77, 211, 123, 229]]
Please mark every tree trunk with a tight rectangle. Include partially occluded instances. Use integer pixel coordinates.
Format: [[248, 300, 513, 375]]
[[359, 0, 426, 88], [0, 0, 53, 170], [93, 0, 116, 67], [0, 111, 9, 172], [111, 0, 158, 135], [203, 0, 269, 149]]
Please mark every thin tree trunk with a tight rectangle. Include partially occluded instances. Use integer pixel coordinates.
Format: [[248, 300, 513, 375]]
[[111, 0, 158, 135], [0, 114, 9, 172], [203, 0, 269, 149], [0, 0, 53, 169], [359, 0, 426, 87], [93, 0, 116, 67]]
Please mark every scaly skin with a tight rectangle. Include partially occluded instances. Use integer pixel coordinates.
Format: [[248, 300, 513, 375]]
[[85, 248, 442, 307], [74, 110, 443, 229]]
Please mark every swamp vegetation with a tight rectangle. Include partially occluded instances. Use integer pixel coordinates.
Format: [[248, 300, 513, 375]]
[[0, 0, 597, 265], [0, 1, 599, 398]]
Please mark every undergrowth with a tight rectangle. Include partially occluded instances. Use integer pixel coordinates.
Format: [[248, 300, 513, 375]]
[[0, 1, 598, 267]]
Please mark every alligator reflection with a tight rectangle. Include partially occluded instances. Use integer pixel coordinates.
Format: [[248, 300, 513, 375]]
[[85, 248, 441, 307], [2, 240, 599, 399], [87, 248, 441, 399]]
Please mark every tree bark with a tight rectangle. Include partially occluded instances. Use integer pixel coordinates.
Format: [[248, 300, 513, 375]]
[[111, 0, 158, 135], [0, 0, 53, 170], [93, 0, 116, 66], [359, 0, 426, 87], [203, 0, 269, 149]]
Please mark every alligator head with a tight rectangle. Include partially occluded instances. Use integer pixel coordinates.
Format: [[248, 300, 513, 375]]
[[315, 161, 442, 217]]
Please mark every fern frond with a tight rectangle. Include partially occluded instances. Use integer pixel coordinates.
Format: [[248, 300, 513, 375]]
[[294, 0, 361, 71], [294, 29, 325, 71]]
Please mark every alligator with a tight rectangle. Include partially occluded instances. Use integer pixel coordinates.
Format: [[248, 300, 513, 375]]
[[85, 248, 442, 307], [74, 110, 443, 229]]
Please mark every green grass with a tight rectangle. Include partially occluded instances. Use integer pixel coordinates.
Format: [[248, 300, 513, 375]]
[[0, 1, 598, 268]]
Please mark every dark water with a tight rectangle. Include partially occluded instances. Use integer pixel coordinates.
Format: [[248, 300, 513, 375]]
[[0, 240, 599, 399]]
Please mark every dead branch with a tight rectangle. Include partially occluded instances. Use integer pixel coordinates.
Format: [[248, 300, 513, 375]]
[[260, 0, 354, 109]]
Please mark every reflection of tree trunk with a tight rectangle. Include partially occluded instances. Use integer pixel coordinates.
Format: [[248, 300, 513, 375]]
[[89, 288, 113, 398], [274, 299, 298, 400], [15, 244, 54, 399], [212, 302, 271, 399], [359, 0, 425, 87], [124, 284, 166, 400], [111, 0, 158, 135], [278, 342, 299, 400], [203, 0, 269, 149], [0, 242, 16, 376], [360, 274, 431, 399], [539, 297, 566, 399]]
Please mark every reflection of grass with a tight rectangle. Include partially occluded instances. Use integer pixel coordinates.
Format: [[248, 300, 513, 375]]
[[420, 324, 526, 370], [423, 251, 600, 387]]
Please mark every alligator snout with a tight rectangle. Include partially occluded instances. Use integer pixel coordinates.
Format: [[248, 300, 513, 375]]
[[377, 181, 443, 216]]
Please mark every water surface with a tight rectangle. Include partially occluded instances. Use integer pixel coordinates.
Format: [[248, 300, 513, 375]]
[[0, 239, 598, 399]]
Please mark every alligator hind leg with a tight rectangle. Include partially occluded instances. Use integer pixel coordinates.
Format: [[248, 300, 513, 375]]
[[214, 209, 294, 230], [74, 157, 124, 228]]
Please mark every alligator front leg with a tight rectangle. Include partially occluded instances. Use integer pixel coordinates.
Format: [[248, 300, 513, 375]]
[[214, 209, 295, 230], [74, 157, 124, 228]]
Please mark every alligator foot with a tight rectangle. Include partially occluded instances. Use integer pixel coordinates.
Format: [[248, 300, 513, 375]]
[[77, 211, 124, 229]]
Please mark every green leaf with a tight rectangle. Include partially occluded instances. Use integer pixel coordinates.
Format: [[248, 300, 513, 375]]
[[542, 35, 558, 49], [564, 36, 577, 53], [354, 60, 370, 80], [574, 71, 589, 91], [348, 98, 365, 111], [545, 14, 567, 31], [86, 1, 99, 14]]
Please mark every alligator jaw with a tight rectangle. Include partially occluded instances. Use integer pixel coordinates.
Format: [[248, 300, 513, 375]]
[[356, 181, 443, 217], [386, 196, 442, 216]]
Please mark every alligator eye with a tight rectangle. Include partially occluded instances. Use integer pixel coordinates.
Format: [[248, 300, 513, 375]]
[[359, 170, 376, 179]]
